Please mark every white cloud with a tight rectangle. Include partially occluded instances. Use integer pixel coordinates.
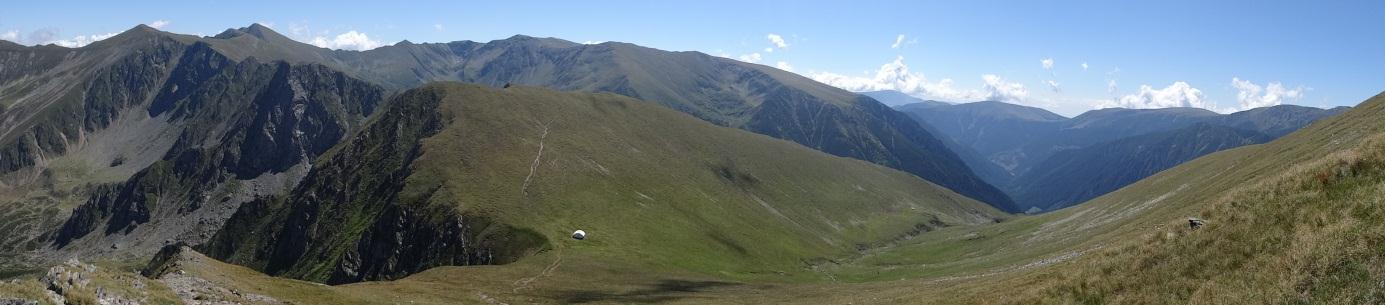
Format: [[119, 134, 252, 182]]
[[582, 40, 606, 45], [737, 53, 762, 63], [1231, 77, 1306, 110], [148, 20, 170, 29], [1, 30, 17, 42], [891, 34, 905, 49], [1039, 58, 1058, 93], [767, 33, 788, 49], [764, 47, 773, 53], [775, 61, 794, 72], [1107, 79, 1118, 94], [433, 24, 444, 31], [982, 74, 1030, 102], [26, 29, 56, 45], [809, 56, 1029, 104], [46, 32, 119, 48], [310, 30, 382, 51], [1081, 62, 1089, 71], [288, 22, 310, 37], [1097, 81, 1222, 111]]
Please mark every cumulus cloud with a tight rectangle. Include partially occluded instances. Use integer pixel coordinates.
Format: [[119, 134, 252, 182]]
[[1097, 81, 1220, 111], [433, 24, 444, 31], [26, 29, 56, 45], [1040, 58, 1059, 93], [775, 61, 794, 72], [582, 40, 606, 45], [891, 34, 905, 49], [1231, 77, 1306, 110], [1, 30, 17, 42], [1105, 67, 1121, 95], [767, 33, 788, 49], [1081, 62, 1088, 71], [310, 30, 382, 51], [809, 56, 1029, 103], [148, 20, 170, 29], [737, 53, 762, 63], [982, 74, 1030, 102], [764, 47, 773, 53], [44, 31, 119, 48], [288, 22, 310, 37]]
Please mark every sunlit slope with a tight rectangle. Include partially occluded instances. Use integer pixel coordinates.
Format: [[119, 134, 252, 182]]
[[1002, 91, 1385, 303], [801, 91, 1385, 303], [206, 83, 1003, 284]]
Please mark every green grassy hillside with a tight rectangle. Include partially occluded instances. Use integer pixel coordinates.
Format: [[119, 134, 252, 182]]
[[205, 83, 1003, 284], [785, 91, 1385, 304]]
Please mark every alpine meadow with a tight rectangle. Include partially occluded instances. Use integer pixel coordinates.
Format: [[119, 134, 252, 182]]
[[1, 1, 1383, 304]]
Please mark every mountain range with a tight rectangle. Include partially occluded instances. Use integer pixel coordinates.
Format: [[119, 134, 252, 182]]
[[0, 22, 1380, 305], [0, 24, 1009, 275], [893, 94, 1348, 211], [217, 24, 1015, 207]]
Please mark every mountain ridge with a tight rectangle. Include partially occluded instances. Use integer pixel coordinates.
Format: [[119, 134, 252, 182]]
[[181, 24, 1018, 209], [895, 96, 1347, 211]]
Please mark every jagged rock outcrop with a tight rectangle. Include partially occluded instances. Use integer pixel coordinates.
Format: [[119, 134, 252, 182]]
[[204, 86, 548, 283], [43, 38, 384, 258], [143, 244, 288, 305]]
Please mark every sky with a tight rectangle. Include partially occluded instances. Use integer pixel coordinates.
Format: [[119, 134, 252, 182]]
[[2, 0, 1382, 116]]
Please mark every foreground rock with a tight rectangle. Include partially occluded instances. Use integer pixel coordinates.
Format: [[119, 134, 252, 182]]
[[144, 244, 287, 305]]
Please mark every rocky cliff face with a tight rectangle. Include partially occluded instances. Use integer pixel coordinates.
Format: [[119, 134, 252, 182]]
[[203, 86, 547, 283], [43, 40, 384, 260], [0, 31, 184, 176]]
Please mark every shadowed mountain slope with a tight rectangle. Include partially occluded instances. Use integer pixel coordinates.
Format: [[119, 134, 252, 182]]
[[1010, 123, 1273, 211], [897, 100, 1346, 211]]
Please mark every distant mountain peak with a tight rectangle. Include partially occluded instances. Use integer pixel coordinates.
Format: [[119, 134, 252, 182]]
[[864, 90, 950, 107], [212, 23, 291, 41], [131, 23, 160, 32], [491, 34, 580, 48], [81, 23, 176, 48], [247, 22, 273, 31]]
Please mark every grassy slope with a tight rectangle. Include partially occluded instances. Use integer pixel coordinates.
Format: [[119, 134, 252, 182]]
[[403, 83, 1006, 279], [790, 91, 1385, 303], [207, 83, 1003, 285], [12, 90, 1379, 305], [7, 93, 1376, 305]]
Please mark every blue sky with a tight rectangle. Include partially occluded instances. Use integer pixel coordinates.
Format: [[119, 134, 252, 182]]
[[2, 0, 1381, 116]]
